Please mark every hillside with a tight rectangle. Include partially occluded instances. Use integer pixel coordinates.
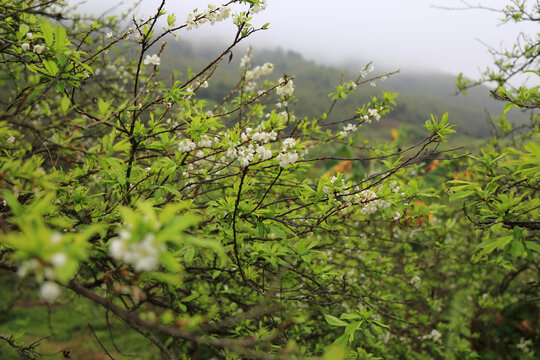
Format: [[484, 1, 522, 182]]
[[160, 39, 525, 141]]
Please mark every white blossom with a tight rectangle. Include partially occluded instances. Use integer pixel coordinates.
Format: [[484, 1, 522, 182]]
[[7, 135, 15, 143], [106, 32, 113, 38], [282, 138, 296, 150], [178, 139, 196, 152], [355, 189, 389, 215], [237, 145, 255, 167], [241, 127, 253, 142], [109, 231, 165, 272], [244, 81, 257, 91], [277, 151, 298, 168], [33, 44, 45, 54], [40, 281, 61, 303], [197, 135, 212, 148], [143, 54, 160, 66], [367, 108, 381, 121], [17, 259, 40, 278], [340, 123, 358, 137], [421, 329, 442, 342], [51, 253, 67, 267], [276, 77, 294, 97], [26, 32, 33, 40], [240, 52, 251, 68], [186, 12, 198, 30], [50, 232, 62, 244], [410, 275, 422, 289], [256, 145, 272, 160], [516, 337, 532, 353], [226, 147, 237, 159], [245, 62, 274, 81], [252, 130, 277, 144], [251, 0, 267, 13], [21, 43, 30, 52]]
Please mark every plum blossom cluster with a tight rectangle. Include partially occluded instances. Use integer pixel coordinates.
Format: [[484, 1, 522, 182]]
[[33, 44, 45, 54], [421, 329, 442, 343], [244, 62, 274, 91], [410, 275, 422, 289], [359, 107, 382, 124], [346, 81, 358, 90], [109, 230, 165, 272], [240, 51, 252, 68], [276, 77, 294, 97], [19, 31, 45, 54], [17, 233, 67, 303], [178, 133, 218, 154], [144, 54, 160, 66], [225, 127, 278, 167], [250, 0, 268, 13], [322, 177, 390, 215], [245, 63, 274, 81], [359, 64, 375, 78], [516, 337, 533, 354], [339, 123, 358, 138], [186, 4, 231, 30], [355, 188, 391, 214], [276, 137, 299, 167], [178, 139, 196, 153]]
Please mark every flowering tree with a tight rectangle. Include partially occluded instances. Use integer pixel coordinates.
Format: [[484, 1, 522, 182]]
[[0, 0, 538, 359]]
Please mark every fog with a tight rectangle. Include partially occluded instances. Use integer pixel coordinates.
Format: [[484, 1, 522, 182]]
[[70, 0, 537, 79]]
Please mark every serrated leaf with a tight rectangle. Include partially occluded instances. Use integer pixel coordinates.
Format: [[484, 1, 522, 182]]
[[525, 241, 540, 254], [449, 190, 475, 201], [324, 314, 348, 327], [41, 21, 54, 46]]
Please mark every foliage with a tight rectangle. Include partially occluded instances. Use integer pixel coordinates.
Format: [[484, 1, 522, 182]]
[[0, 0, 538, 359]]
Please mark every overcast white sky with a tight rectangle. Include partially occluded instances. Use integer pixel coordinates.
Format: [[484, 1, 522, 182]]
[[72, 0, 537, 78]]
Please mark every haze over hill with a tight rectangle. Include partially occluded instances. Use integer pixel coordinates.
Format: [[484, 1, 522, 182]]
[[160, 39, 526, 140], [71, 0, 538, 85]]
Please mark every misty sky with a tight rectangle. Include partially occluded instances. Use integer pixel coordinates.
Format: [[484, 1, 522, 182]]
[[72, 0, 537, 78]]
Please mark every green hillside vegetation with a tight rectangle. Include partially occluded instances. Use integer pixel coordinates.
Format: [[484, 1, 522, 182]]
[[160, 39, 525, 142]]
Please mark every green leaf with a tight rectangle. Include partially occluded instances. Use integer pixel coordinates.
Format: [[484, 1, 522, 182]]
[[525, 241, 540, 254], [159, 251, 183, 273], [268, 224, 286, 240], [161, 184, 181, 199], [42, 59, 58, 76], [503, 103, 514, 114], [449, 190, 475, 201], [41, 21, 54, 46], [54, 25, 68, 51], [18, 24, 30, 41], [144, 272, 182, 286], [509, 240, 525, 259], [323, 345, 347, 360], [477, 235, 513, 256], [97, 99, 111, 116], [60, 96, 70, 114], [324, 314, 348, 327], [332, 334, 348, 347]]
